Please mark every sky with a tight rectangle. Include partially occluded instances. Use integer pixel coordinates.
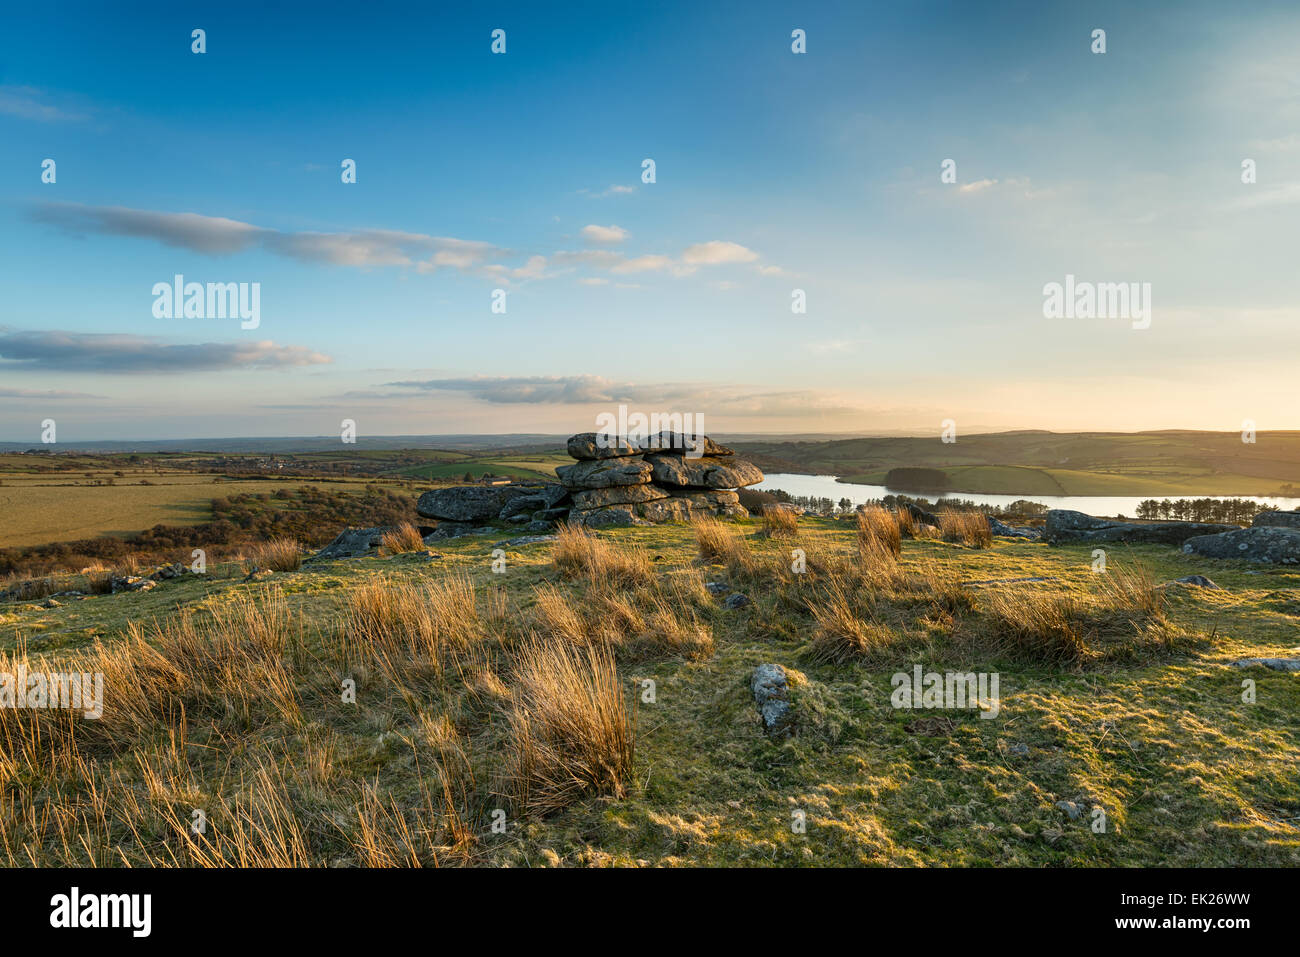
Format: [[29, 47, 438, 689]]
[[2, 0, 1299, 442]]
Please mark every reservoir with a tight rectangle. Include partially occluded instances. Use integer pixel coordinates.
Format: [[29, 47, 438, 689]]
[[754, 473, 1300, 518]]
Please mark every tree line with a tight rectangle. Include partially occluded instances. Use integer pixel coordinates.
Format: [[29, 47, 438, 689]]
[[1134, 498, 1267, 525]]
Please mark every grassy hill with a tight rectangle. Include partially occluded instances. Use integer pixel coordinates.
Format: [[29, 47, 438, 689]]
[[2, 516, 1297, 867], [734, 430, 1300, 496]]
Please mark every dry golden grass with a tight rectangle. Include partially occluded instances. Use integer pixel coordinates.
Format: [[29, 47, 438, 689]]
[[0, 586, 324, 866], [0, 575, 57, 601], [981, 587, 1087, 664], [341, 574, 482, 678], [0, 512, 1205, 868], [692, 515, 757, 577], [939, 510, 993, 548], [851, 537, 909, 592], [552, 523, 653, 586], [761, 505, 799, 539], [531, 582, 589, 645], [506, 636, 635, 817], [856, 507, 902, 557], [247, 538, 302, 572], [380, 522, 426, 555], [808, 578, 895, 663], [1098, 563, 1165, 618], [895, 507, 917, 538], [978, 564, 1165, 664], [531, 581, 714, 662]]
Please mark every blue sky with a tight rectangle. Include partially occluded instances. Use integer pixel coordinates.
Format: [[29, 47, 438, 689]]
[[2, 0, 1299, 441]]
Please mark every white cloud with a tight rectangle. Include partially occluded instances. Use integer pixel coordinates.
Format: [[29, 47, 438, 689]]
[[611, 254, 673, 274], [681, 240, 759, 265], [580, 185, 637, 197], [581, 224, 628, 244]]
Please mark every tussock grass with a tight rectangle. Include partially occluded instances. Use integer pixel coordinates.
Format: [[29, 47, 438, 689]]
[[761, 505, 799, 539], [552, 523, 653, 586], [247, 537, 302, 572], [981, 587, 1088, 664], [692, 515, 757, 577], [979, 562, 1168, 664], [808, 579, 895, 663], [506, 637, 635, 817], [380, 522, 426, 555], [894, 507, 917, 539], [939, 510, 993, 548], [341, 574, 482, 677], [531, 581, 713, 661], [856, 507, 902, 557], [0, 575, 57, 601]]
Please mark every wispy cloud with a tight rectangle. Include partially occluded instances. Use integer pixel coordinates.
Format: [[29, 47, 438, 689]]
[[579, 185, 637, 198], [0, 85, 88, 123], [28, 202, 777, 286], [377, 374, 864, 417], [29, 202, 514, 274], [0, 387, 105, 399], [31, 204, 265, 254], [0, 330, 332, 374], [1221, 182, 1300, 211]]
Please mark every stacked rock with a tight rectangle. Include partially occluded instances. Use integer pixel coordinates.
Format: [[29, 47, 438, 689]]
[[559, 431, 764, 528]]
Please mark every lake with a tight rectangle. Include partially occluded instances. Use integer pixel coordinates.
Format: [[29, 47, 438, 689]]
[[754, 473, 1300, 518]]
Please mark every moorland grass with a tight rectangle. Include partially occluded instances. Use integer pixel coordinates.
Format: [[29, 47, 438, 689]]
[[1, 515, 1297, 867]]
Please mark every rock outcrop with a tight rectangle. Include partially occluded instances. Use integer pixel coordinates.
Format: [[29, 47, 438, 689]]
[[1045, 509, 1237, 545], [566, 431, 734, 459], [989, 517, 1043, 540], [405, 431, 762, 536], [1252, 510, 1300, 529], [312, 526, 396, 560], [1182, 526, 1300, 564], [559, 432, 761, 526], [418, 484, 554, 523]]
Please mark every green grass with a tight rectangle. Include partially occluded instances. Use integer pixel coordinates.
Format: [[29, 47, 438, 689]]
[[3, 516, 1297, 866]]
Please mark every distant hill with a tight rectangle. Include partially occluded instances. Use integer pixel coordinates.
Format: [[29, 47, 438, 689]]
[[731, 430, 1300, 496], [0, 434, 569, 454]]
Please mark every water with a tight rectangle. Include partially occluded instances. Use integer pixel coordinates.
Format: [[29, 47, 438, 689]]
[[755, 473, 1300, 518]]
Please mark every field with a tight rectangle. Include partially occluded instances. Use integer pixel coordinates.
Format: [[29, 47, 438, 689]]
[[2, 514, 1297, 867], [736, 430, 1300, 496], [0, 474, 386, 548], [0, 449, 571, 550]]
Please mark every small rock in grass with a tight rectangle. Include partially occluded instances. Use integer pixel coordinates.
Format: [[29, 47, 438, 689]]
[[705, 581, 729, 596], [751, 663, 795, 739], [1162, 575, 1220, 589], [1055, 800, 1083, 821], [1231, 658, 1300, 672], [722, 592, 750, 610]]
